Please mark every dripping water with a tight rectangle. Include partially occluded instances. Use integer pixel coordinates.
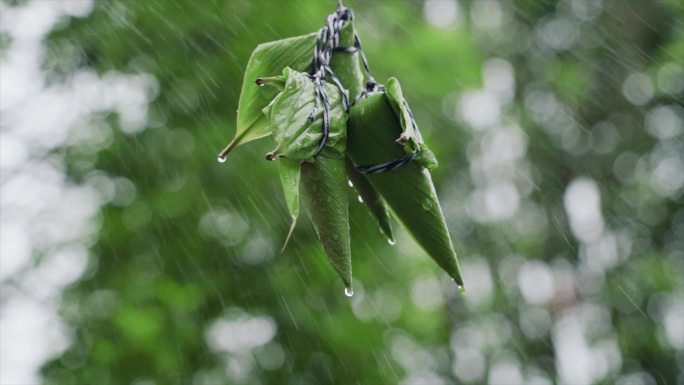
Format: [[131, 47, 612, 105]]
[[344, 287, 354, 297]]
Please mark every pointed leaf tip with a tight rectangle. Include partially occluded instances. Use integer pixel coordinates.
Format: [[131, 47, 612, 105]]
[[256, 75, 286, 90], [280, 215, 298, 253], [300, 156, 352, 290], [278, 158, 301, 252], [344, 158, 394, 241]]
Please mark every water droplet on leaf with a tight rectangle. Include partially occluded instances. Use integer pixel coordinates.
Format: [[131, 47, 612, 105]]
[[421, 199, 433, 210], [357, 196, 364, 203], [387, 239, 396, 245], [348, 180, 354, 188], [344, 287, 354, 297]]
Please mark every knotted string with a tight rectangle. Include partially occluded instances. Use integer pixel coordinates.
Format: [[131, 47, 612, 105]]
[[308, 4, 353, 156], [309, 2, 423, 174]]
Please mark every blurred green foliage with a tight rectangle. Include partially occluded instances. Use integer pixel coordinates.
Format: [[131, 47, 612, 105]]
[[33, 0, 684, 384]]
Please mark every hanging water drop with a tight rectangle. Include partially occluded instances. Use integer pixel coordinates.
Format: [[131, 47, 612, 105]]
[[387, 238, 396, 246], [344, 287, 354, 297], [217, 155, 227, 163], [452, 278, 466, 293]]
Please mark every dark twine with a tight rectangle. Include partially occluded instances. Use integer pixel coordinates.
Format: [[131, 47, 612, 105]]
[[308, 3, 353, 157], [355, 150, 417, 174]]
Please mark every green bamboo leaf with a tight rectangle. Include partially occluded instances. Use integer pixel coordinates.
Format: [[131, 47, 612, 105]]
[[262, 22, 359, 292], [218, 33, 317, 160], [385, 77, 438, 170], [346, 91, 464, 288], [326, 22, 397, 244], [300, 151, 352, 290], [385, 78, 417, 142], [328, 23, 365, 102], [262, 68, 347, 161], [278, 158, 300, 252], [345, 158, 394, 243]]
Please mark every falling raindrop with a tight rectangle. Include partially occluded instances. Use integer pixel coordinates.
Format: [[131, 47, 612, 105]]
[[387, 239, 396, 245], [217, 155, 227, 163], [344, 287, 354, 297], [348, 180, 354, 188], [357, 196, 364, 203]]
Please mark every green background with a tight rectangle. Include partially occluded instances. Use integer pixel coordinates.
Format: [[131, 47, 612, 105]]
[[13, 0, 683, 383]]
